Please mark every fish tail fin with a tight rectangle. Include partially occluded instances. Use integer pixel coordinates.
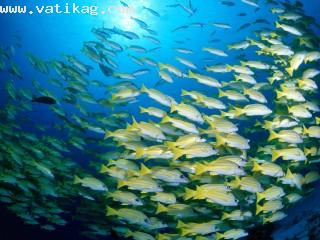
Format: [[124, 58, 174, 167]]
[[235, 176, 241, 186], [263, 217, 268, 225], [158, 63, 165, 70], [220, 110, 228, 118], [195, 187, 205, 199], [275, 89, 284, 99], [271, 150, 281, 161], [106, 206, 117, 216], [215, 134, 224, 147], [181, 89, 188, 96], [226, 64, 233, 71], [107, 160, 116, 166], [195, 163, 207, 175], [233, 106, 243, 117], [195, 95, 204, 104], [263, 120, 272, 130], [170, 104, 178, 113], [304, 147, 311, 157], [287, 105, 291, 114], [74, 175, 81, 184], [227, 180, 238, 189], [216, 233, 223, 240], [242, 87, 249, 95], [165, 141, 176, 149], [286, 168, 294, 178], [181, 229, 189, 237], [275, 21, 281, 28], [184, 187, 195, 200], [156, 234, 166, 240], [104, 130, 112, 140], [124, 230, 133, 238], [268, 130, 278, 141], [135, 147, 145, 159], [156, 203, 168, 214], [256, 192, 264, 203], [140, 163, 152, 176], [286, 66, 294, 76], [254, 120, 262, 127], [161, 115, 171, 124], [140, 84, 148, 93], [139, 106, 147, 113], [203, 115, 211, 123], [234, 75, 241, 81], [218, 89, 225, 98], [111, 94, 117, 101], [221, 212, 229, 220], [302, 125, 308, 135], [100, 165, 109, 173], [256, 50, 264, 56], [131, 116, 138, 128], [256, 203, 263, 215], [188, 70, 195, 78], [117, 180, 126, 189], [252, 162, 261, 172], [268, 77, 276, 84], [127, 170, 138, 178], [172, 147, 184, 161], [177, 220, 187, 229]]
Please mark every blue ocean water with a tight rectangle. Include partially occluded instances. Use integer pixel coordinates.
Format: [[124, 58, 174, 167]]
[[1, 0, 320, 239]]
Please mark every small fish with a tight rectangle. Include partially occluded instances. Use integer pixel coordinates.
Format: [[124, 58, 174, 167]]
[[32, 96, 56, 105], [142, 6, 160, 17], [107, 207, 151, 226], [216, 229, 248, 240], [74, 175, 108, 191], [256, 200, 283, 215], [252, 162, 284, 177], [221, 1, 235, 7]]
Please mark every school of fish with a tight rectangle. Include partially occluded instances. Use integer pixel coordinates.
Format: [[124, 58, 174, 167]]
[[0, 0, 320, 239]]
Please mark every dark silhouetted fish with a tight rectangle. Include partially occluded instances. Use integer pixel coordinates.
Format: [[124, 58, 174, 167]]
[[32, 96, 56, 105], [237, 23, 251, 31], [99, 64, 114, 77], [221, 1, 235, 6]]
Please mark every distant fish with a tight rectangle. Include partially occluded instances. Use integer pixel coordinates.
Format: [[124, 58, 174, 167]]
[[99, 64, 114, 77], [210, 30, 217, 36], [237, 23, 251, 31], [253, 19, 270, 24], [142, 6, 160, 17], [148, 47, 162, 53], [241, 0, 259, 8], [131, 17, 149, 29], [238, 12, 247, 16], [209, 39, 221, 43], [167, 1, 197, 17], [211, 22, 232, 29], [221, 1, 235, 6], [32, 96, 56, 105], [172, 25, 189, 32], [120, 1, 129, 8]]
